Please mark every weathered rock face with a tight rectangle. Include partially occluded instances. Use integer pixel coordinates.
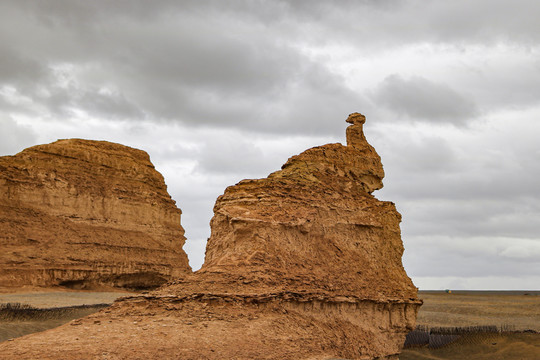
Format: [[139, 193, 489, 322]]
[[184, 112, 402, 298], [0, 139, 191, 290], [0, 114, 420, 359], [154, 112, 420, 358]]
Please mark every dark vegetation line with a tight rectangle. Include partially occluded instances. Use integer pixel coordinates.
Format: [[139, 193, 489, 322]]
[[404, 325, 538, 349], [0, 302, 110, 321]]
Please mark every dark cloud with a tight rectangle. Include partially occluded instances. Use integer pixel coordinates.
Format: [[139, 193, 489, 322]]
[[0, 48, 46, 85], [1, 0, 539, 286], [0, 1, 368, 135], [372, 75, 479, 124], [2, 1, 538, 133], [277, 0, 540, 46], [10, 0, 540, 49]]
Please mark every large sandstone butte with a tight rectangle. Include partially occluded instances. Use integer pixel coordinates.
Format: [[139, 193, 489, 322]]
[[0, 139, 191, 290], [0, 114, 420, 359]]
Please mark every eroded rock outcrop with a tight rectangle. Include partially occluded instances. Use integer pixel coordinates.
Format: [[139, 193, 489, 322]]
[[0, 114, 420, 359], [154, 112, 420, 358], [0, 139, 190, 290]]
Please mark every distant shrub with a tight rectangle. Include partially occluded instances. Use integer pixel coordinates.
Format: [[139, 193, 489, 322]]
[[0, 302, 109, 321], [0, 303, 34, 311], [403, 329, 430, 347], [404, 325, 504, 349]]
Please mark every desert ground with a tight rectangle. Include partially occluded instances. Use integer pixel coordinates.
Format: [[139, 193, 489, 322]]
[[0, 289, 133, 343], [401, 291, 540, 359], [401, 332, 540, 360], [415, 291, 540, 331], [0, 289, 539, 359]]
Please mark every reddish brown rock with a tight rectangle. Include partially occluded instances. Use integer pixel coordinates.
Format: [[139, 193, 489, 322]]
[[168, 114, 413, 301], [0, 113, 420, 359], [0, 139, 191, 290]]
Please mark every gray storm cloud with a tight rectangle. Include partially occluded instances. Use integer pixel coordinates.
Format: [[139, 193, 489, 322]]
[[372, 75, 479, 124], [1, 0, 539, 289], [0, 0, 364, 135]]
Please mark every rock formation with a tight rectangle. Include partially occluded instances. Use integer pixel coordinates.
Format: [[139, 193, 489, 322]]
[[0, 113, 420, 359], [0, 139, 191, 290]]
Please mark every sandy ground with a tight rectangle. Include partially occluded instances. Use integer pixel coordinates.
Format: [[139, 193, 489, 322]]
[[401, 332, 540, 360], [415, 291, 540, 331], [402, 291, 540, 359], [0, 289, 134, 343], [1, 289, 539, 359]]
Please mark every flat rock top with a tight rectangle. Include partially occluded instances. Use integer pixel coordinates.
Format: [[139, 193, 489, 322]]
[[0, 138, 191, 290]]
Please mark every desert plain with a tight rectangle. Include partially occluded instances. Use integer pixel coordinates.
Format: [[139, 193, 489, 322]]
[[403, 291, 540, 359], [1, 289, 539, 359]]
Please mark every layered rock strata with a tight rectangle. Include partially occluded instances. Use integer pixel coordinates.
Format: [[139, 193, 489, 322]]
[[0, 139, 191, 290], [155, 112, 421, 358], [0, 113, 420, 359]]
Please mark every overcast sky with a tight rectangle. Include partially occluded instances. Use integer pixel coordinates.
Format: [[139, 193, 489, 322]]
[[1, 0, 539, 290]]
